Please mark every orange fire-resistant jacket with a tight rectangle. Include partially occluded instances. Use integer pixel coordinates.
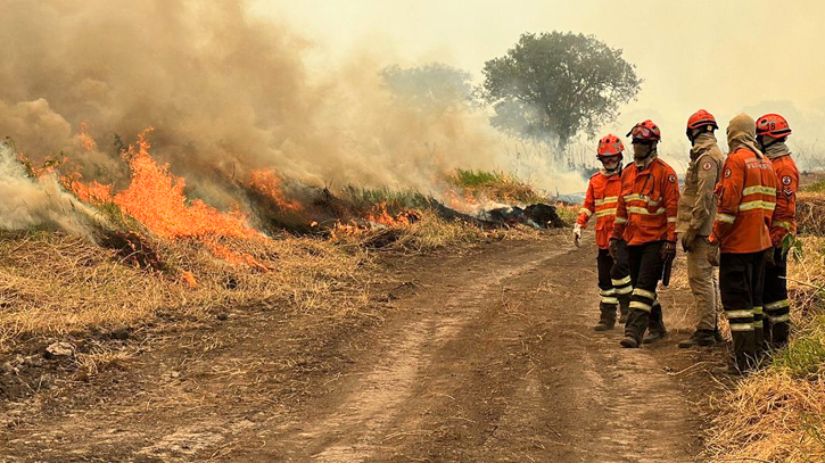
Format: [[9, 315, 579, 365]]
[[611, 158, 680, 246], [577, 170, 622, 249], [770, 154, 799, 246], [710, 147, 778, 254]]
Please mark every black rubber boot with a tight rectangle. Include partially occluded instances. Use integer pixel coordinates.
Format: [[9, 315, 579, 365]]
[[642, 303, 667, 344], [617, 294, 630, 324], [593, 303, 617, 332], [620, 309, 648, 348], [753, 325, 766, 363], [678, 329, 717, 348], [730, 330, 756, 375], [771, 322, 790, 350]]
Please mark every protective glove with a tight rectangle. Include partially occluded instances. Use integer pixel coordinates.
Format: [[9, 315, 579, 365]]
[[680, 229, 697, 253], [661, 241, 677, 262], [764, 246, 776, 267], [707, 243, 720, 267], [608, 238, 622, 260], [572, 223, 582, 247]]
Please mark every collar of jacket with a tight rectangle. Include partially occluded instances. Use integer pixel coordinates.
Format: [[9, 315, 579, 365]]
[[634, 153, 658, 171], [764, 141, 791, 159], [690, 133, 717, 160]]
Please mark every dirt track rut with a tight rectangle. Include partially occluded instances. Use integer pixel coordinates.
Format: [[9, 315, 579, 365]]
[[0, 233, 722, 461]]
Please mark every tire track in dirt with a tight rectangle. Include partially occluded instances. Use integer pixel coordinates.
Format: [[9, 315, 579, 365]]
[[236, 242, 560, 461], [239, 233, 717, 462], [0, 233, 723, 461]]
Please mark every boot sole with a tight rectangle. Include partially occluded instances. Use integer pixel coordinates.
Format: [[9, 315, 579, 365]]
[[620, 338, 639, 348]]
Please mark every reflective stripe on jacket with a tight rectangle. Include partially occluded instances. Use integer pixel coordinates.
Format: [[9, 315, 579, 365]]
[[710, 147, 778, 254], [577, 171, 622, 249], [612, 158, 680, 246], [770, 154, 799, 246]]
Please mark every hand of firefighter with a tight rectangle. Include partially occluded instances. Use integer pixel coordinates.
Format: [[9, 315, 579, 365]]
[[764, 246, 777, 267], [680, 229, 697, 253], [608, 238, 620, 260], [707, 243, 720, 267], [572, 224, 582, 247], [661, 241, 677, 262]]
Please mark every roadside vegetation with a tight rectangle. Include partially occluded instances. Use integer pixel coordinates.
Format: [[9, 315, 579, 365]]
[[708, 180, 825, 462]]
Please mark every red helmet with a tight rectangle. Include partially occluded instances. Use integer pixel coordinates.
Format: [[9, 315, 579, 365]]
[[756, 113, 791, 139], [626, 119, 661, 142], [597, 133, 624, 158], [687, 109, 718, 132]]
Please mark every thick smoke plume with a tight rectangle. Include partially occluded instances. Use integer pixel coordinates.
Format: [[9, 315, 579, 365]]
[[0, 0, 577, 230], [0, 140, 103, 235]]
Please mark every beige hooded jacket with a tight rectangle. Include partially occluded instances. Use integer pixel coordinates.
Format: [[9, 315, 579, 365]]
[[727, 113, 764, 157], [676, 132, 724, 237]]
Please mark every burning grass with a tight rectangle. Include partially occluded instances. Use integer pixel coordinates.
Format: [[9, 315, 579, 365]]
[[330, 209, 491, 252]]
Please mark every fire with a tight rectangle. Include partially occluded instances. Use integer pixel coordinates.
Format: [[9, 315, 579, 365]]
[[206, 240, 269, 272], [66, 175, 113, 204], [65, 129, 269, 272], [75, 122, 98, 152], [248, 169, 302, 212], [366, 202, 418, 227], [329, 203, 420, 240], [180, 271, 198, 289], [443, 188, 480, 213], [113, 130, 258, 241]]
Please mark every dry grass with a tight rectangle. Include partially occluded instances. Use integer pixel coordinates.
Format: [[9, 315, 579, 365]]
[[796, 192, 825, 236], [707, 372, 825, 462], [707, 199, 825, 461], [0, 230, 372, 354], [448, 169, 545, 204], [330, 209, 537, 253]]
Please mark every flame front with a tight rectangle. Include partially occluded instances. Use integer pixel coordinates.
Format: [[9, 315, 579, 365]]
[[113, 130, 258, 241], [248, 169, 302, 212]]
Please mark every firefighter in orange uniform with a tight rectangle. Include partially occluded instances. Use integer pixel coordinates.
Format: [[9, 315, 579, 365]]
[[708, 113, 778, 372], [756, 113, 799, 349], [574, 134, 632, 331], [610, 120, 680, 348]]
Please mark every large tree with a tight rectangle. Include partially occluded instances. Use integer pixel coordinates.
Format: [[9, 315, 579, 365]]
[[482, 32, 641, 153]]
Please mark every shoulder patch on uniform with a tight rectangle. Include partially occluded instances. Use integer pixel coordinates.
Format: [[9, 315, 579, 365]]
[[667, 174, 676, 183], [782, 175, 792, 186], [784, 188, 793, 197], [702, 161, 713, 171], [724, 168, 732, 178]]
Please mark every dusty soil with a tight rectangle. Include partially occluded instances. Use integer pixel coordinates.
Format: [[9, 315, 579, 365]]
[[0, 232, 729, 462]]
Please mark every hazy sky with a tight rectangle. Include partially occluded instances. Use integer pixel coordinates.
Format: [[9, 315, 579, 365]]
[[251, 0, 825, 171]]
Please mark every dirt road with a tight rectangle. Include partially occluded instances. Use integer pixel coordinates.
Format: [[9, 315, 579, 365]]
[[0, 233, 726, 461]]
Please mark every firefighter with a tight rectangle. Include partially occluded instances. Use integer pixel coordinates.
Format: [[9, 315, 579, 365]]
[[708, 113, 778, 373], [610, 120, 680, 348], [574, 134, 633, 331], [756, 113, 799, 350], [677, 110, 724, 348]]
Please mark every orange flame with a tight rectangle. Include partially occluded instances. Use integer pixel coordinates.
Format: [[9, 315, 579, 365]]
[[443, 188, 479, 213], [206, 241, 269, 272], [66, 175, 113, 204], [180, 271, 198, 289], [366, 202, 415, 227], [76, 122, 98, 152], [113, 129, 258, 241], [248, 169, 302, 212]]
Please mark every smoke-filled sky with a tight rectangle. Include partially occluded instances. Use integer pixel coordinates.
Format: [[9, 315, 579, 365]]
[[254, 0, 825, 174], [1, 0, 822, 234]]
